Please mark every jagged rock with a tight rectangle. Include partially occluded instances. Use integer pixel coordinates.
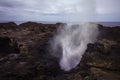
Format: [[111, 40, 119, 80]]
[[87, 43, 104, 53], [0, 22, 120, 80], [0, 37, 20, 54], [0, 22, 17, 29]]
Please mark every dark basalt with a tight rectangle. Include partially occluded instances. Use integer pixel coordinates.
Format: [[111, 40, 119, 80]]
[[0, 22, 119, 80], [0, 37, 20, 54]]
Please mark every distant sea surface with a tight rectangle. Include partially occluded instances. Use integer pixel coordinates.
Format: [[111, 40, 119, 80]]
[[0, 21, 57, 25], [0, 21, 120, 27]]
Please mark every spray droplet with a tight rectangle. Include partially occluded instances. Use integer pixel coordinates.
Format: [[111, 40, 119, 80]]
[[52, 22, 99, 71]]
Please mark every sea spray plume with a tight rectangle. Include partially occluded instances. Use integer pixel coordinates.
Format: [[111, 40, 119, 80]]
[[52, 22, 99, 71]]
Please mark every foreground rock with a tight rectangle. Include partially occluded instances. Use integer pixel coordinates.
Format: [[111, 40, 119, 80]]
[[0, 22, 119, 80], [79, 25, 120, 80], [0, 37, 20, 55]]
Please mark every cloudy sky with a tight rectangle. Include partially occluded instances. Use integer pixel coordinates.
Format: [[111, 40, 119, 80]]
[[0, 0, 120, 22]]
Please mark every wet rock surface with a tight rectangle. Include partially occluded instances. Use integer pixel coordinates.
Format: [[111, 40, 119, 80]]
[[0, 22, 120, 80]]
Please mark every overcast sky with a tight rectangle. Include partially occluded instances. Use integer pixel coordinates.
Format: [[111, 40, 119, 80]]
[[0, 0, 120, 22]]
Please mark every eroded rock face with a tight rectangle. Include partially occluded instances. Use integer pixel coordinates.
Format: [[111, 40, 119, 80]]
[[0, 37, 20, 54], [0, 22, 120, 80], [84, 42, 120, 70], [80, 26, 120, 80], [0, 22, 17, 29]]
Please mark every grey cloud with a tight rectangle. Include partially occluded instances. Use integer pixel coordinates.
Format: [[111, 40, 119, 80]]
[[96, 0, 120, 14], [0, 0, 25, 8], [0, 0, 120, 21]]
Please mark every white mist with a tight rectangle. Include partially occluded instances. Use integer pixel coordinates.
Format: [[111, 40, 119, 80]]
[[50, 0, 97, 71], [52, 22, 98, 71]]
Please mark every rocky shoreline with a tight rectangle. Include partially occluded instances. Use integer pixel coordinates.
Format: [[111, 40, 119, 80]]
[[0, 22, 120, 80]]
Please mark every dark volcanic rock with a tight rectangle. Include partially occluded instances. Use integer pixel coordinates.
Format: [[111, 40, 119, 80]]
[[80, 26, 120, 80], [19, 21, 58, 32], [0, 22, 17, 29], [0, 37, 20, 54], [98, 25, 120, 42], [0, 22, 120, 80]]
